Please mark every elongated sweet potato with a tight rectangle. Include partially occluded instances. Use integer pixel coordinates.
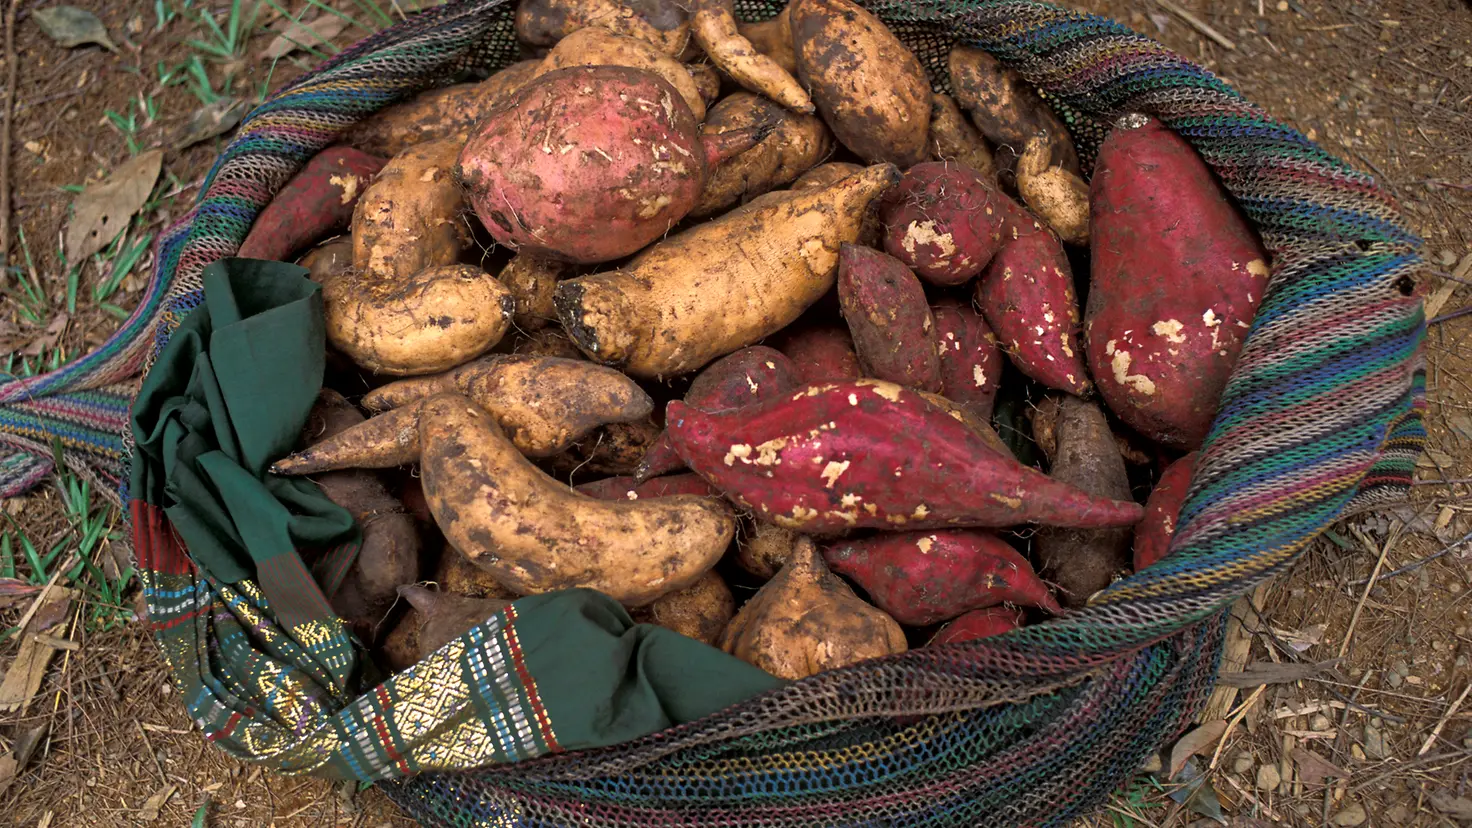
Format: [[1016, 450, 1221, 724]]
[[1035, 395, 1135, 608], [692, 92, 832, 218], [929, 93, 996, 182], [736, 3, 796, 73], [556, 163, 900, 379], [793, 161, 862, 191], [398, 585, 513, 658], [554, 419, 663, 475], [274, 355, 652, 473], [879, 162, 1010, 286], [535, 27, 709, 119], [734, 519, 798, 580], [459, 66, 764, 264], [1087, 115, 1270, 449], [948, 46, 1079, 186], [791, 0, 929, 167], [721, 537, 905, 679], [1017, 135, 1089, 246], [239, 147, 385, 262], [629, 569, 735, 646], [515, 0, 692, 56], [931, 298, 1003, 422], [498, 254, 568, 332], [420, 394, 736, 605], [668, 379, 1144, 534], [1133, 452, 1197, 571], [771, 323, 862, 384], [344, 60, 540, 157], [928, 606, 1024, 646], [576, 472, 720, 500], [825, 530, 1059, 626], [837, 244, 942, 392], [693, 0, 812, 113], [636, 345, 802, 481]]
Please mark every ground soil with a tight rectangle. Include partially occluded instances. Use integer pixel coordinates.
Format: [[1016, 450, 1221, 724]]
[[0, 0, 1469, 825]]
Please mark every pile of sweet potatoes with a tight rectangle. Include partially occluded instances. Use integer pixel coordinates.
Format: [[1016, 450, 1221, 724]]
[[253, 0, 1267, 677]]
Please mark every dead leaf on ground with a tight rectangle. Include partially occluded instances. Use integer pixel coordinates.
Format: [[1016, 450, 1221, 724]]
[[138, 784, 177, 821], [0, 723, 50, 799], [22, 313, 69, 357], [1291, 747, 1348, 786], [1170, 719, 1228, 778], [65, 150, 162, 263], [32, 6, 117, 52], [172, 99, 248, 151], [0, 587, 76, 714], [1273, 622, 1327, 653], [1169, 758, 1226, 825], [261, 15, 349, 61]]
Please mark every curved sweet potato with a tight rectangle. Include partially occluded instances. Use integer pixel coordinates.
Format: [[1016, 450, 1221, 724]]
[[629, 570, 735, 646], [692, 0, 812, 113], [837, 243, 942, 392], [928, 606, 1024, 646], [535, 27, 709, 119], [344, 60, 540, 157], [1133, 452, 1197, 571], [515, 0, 692, 56], [879, 161, 1009, 286], [1017, 134, 1089, 246], [947, 46, 1079, 186], [931, 298, 1003, 422], [692, 92, 832, 218], [239, 147, 385, 262], [735, 3, 797, 73]]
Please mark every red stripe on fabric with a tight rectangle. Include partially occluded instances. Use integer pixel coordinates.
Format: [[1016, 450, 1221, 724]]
[[372, 685, 410, 775], [207, 711, 243, 742], [502, 606, 560, 753], [130, 501, 194, 576]]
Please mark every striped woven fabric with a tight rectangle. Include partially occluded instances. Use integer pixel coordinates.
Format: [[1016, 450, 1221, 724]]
[[20, 0, 1434, 824]]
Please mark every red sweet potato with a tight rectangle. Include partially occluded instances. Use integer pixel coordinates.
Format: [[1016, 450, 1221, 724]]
[[636, 346, 803, 482], [824, 529, 1060, 626], [458, 66, 766, 264], [837, 243, 942, 392], [928, 606, 1025, 646], [1133, 451, 1197, 571], [1087, 115, 1270, 449], [931, 298, 1003, 422], [238, 146, 385, 262], [770, 324, 862, 385], [666, 379, 1144, 535], [879, 161, 1010, 286], [975, 213, 1091, 396], [575, 472, 720, 500], [1035, 395, 1134, 608]]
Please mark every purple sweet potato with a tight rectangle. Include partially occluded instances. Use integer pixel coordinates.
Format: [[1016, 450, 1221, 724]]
[[928, 606, 1024, 646], [824, 529, 1060, 626], [1086, 115, 1270, 449], [931, 298, 1003, 422], [458, 66, 765, 264], [771, 324, 863, 385], [1035, 395, 1135, 608], [837, 243, 942, 392], [879, 161, 1010, 286], [975, 210, 1091, 396], [1133, 451, 1197, 571], [575, 472, 720, 500], [666, 379, 1145, 535], [636, 346, 802, 481], [239, 146, 385, 262]]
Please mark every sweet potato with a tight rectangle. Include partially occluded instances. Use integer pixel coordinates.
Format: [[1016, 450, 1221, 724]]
[[793, 161, 862, 191], [300, 391, 421, 643], [636, 345, 803, 481], [734, 520, 798, 580], [692, 92, 832, 218], [721, 536, 905, 679], [535, 27, 709, 119], [879, 162, 1010, 286], [736, 3, 797, 73], [350, 139, 472, 280], [791, 0, 929, 167], [693, 0, 812, 113], [931, 298, 1003, 422], [420, 393, 736, 606], [398, 585, 513, 657], [771, 323, 862, 385], [629, 569, 735, 646], [915, 390, 1013, 458], [576, 472, 720, 500], [554, 419, 663, 475], [975, 213, 1091, 396], [825, 530, 1058, 626], [837, 244, 942, 392], [274, 355, 653, 473], [928, 93, 996, 182], [667, 379, 1145, 534], [1086, 115, 1270, 449], [344, 60, 540, 157], [688, 62, 721, 106], [499, 254, 568, 332], [515, 0, 692, 56], [1133, 452, 1197, 571], [947, 46, 1079, 186], [298, 239, 352, 286], [434, 546, 521, 600], [1017, 135, 1089, 246], [1030, 396, 1154, 468], [556, 163, 900, 379], [458, 66, 764, 265], [378, 609, 422, 673], [514, 328, 584, 360], [1035, 396, 1135, 608], [239, 146, 386, 262], [928, 606, 1024, 646]]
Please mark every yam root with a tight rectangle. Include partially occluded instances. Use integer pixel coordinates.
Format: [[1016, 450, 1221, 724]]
[[734, 519, 798, 580], [931, 298, 1003, 422], [735, 3, 797, 73], [692, 0, 812, 113], [419, 393, 735, 606], [1017, 134, 1088, 246], [879, 161, 1010, 286], [825, 530, 1059, 626], [928, 93, 995, 181], [928, 606, 1024, 646], [692, 92, 832, 218], [1035, 396, 1135, 608], [499, 254, 568, 332], [629, 570, 735, 646], [239, 146, 386, 262], [515, 0, 693, 56], [535, 27, 709, 119], [398, 585, 513, 657], [947, 46, 1079, 186], [555, 163, 900, 379], [1133, 452, 1197, 571], [770, 323, 862, 384], [721, 537, 905, 679], [667, 379, 1145, 534], [837, 243, 942, 392], [344, 60, 540, 157]]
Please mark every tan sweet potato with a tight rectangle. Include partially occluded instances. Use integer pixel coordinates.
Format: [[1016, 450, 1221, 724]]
[[344, 60, 540, 157], [419, 393, 736, 606], [350, 139, 471, 282], [692, 92, 832, 218], [398, 585, 513, 657], [928, 93, 996, 181], [433, 546, 521, 600], [535, 27, 709, 119], [720, 537, 906, 679], [552, 419, 663, 476], [629, 570, 735, 646], [734, 519, 798, 580], [688, 62, 721, 106], [298, 239, 352, 286], [514, 328, 584, 360], [692, 0, 812, 113], [515, 0, 693, 56], [1017, 135, 1089, 246], [1034, 396, 1135, 608], [498, 254, 568, 332], [736, 3, 797, 73], [791, 0, 929, 167], [556, 163, 899, 379], [948, 46, 1079, 186]]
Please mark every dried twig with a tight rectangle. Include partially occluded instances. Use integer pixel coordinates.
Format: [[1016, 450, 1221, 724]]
[[1209, 684, 1266, 770], [1344, 529, 1472, 587], [1418, 684, 1472, 757], [1338, 525, 1401, 659], [0, 0, 18, 261], [1153, 0, 1237, 49]]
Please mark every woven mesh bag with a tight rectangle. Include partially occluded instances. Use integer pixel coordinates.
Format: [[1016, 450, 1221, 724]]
[[51, 0, 1428, 824]]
